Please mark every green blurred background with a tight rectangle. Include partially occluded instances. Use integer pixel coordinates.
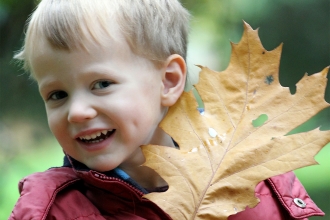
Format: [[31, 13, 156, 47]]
[[0, 0, 329, 219]]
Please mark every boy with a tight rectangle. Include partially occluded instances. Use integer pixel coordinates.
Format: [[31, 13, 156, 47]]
[[10, 0, 324, 219]]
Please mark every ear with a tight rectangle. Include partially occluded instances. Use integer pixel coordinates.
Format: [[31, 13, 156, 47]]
[[161, 54, 187, 106]]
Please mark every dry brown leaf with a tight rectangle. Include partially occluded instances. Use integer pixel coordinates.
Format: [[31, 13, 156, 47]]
[[141, 22, 330, 220]]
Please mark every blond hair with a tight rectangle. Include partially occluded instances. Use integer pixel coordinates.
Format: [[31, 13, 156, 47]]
[[15, 0, 190, 73]]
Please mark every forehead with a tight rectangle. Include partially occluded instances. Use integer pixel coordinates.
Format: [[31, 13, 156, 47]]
[[27, 22, 125, 80], [29, 34, 129, 77], [29, 32, 161, 84]]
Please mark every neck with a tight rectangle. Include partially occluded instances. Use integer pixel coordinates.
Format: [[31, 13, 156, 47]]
[[119, 127, 175, 189], [122, 165, 168, 189]]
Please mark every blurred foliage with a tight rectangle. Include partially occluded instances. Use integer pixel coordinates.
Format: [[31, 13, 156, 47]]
[[0, 0, 47, 130], [184, 0, 330, 96], [0, 0, 329, 219]]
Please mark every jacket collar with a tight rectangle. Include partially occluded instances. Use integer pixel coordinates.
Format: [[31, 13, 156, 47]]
[[63, 154, 150, 194]]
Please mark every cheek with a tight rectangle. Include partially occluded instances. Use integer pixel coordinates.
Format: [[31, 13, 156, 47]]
[[47, 110, 65, 137], [115, 96, 160, 131]]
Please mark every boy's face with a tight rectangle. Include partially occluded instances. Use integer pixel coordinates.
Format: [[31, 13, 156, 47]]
[[31, 38, 170, 172]]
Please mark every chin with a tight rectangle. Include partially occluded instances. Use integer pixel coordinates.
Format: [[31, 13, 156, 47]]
[[85, 159, 119, 172]]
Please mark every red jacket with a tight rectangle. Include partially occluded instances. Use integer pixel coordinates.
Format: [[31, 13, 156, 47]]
[[9, 167, 324, 220]]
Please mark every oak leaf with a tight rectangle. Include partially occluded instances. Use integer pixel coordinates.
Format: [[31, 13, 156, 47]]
[[141, 22, 330, 220]]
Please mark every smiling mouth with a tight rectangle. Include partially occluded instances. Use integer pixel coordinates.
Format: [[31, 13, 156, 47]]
[[78, 129, 115, 144]]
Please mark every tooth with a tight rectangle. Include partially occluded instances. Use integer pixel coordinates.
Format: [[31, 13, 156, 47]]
[[80, 130, 112, 141], [84, 135, 92, 140]]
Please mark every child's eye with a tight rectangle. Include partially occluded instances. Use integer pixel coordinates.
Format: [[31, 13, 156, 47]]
[[93, 80, 113, 90], [49, 91, 68, 100]]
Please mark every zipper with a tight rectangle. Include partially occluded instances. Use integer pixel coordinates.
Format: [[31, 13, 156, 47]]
[[90, 170, 145, 197]]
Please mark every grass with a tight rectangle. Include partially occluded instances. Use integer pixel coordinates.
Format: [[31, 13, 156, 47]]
[[294, 143, 330, 220], [0, 137, 63, 220]]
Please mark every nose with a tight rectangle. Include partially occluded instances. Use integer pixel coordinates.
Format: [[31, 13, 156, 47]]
[[67, 96, 97, 123]]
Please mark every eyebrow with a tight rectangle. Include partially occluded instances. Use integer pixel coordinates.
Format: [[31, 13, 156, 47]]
[[38, 79, 59, 97], [38, 70, 118, 90], [82, 66, 120, 79], [37, 65, 121, 93]]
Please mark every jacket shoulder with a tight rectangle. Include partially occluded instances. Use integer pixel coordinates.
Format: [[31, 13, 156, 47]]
[[9, 167, 80, 220], [229, 172, 324, 220], [9, 167, 171, 220]]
